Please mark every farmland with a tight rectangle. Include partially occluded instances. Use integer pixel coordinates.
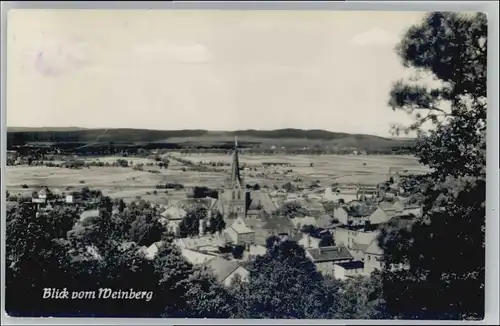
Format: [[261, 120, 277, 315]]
[[5, 153, 430, 204], [168, 152, 430, 185]]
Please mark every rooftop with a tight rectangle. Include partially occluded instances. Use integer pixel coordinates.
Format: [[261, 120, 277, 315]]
[[350, 243, 370, 252], [230, 218, 254, 234], [181, 249, 216, 265], [315, 214, 336, 229], [378, 201, 396, 211], [247, 190, 277, 213], [365, 239, 384, 256], [143, 241, 164, 260], [341, 205, 376, 218], [335, 261, 364, 270], [176, 234, 226, 250], [306, 246, 353, 263], [261, 215, 294, 234], [79, 209, 100, 222], [160, 206, 187, 220], [203, 256, 242, 283]]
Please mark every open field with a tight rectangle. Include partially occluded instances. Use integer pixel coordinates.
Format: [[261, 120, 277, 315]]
[[6, 154, 430, 203], [85, 156, 157, 165], [5, 164, 217, 204], [169, 153, 430, 185]]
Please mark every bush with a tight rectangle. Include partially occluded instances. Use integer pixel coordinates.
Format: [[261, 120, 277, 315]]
[[232, 245, 245, 259], [318, 233, 335, 247], [193, 186, 218, 199], [116, 159, 129, 167]]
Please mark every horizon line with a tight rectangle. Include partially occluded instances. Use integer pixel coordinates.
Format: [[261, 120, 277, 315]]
[[6, 126, 415, 139]]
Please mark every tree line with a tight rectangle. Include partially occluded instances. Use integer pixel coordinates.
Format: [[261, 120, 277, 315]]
[[376, 12, 486, 320], [5, 193, 385, 318]]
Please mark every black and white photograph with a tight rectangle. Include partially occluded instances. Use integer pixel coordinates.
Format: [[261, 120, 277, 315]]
[[3, 7, 491, 321]]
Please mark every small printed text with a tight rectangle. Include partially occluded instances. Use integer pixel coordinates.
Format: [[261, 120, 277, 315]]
[[42, 288, 153, 302]]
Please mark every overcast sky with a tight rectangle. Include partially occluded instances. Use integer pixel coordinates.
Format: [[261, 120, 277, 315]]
[[6, 10, 429, 136]]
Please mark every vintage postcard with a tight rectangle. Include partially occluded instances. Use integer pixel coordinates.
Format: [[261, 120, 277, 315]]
[[4, 8, 488, 320]]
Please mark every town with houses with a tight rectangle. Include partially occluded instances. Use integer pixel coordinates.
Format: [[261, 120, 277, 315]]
[[3, 8, 488, 321], [14, 138, 423, 287]]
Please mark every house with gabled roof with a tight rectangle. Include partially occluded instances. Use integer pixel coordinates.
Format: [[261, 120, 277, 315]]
[[357, 185, 381, 200], [181, 248, 217, 265], [349, 242, 371, 261], [290, 232, 321, 249], [142, 241, 163, 260], [333, 261, 365, 280], [334, 225, 379, 251], [202, 256, 249, 287], [324, 187, 359, 203], [363, 238, 384, 275], [260, 215, 294, 238], [333, 206, 352, 225], [315, 213, 337, 230], [305, 246, 354, 276], [142, 241, 216, 265], [303, 199, 326, 217], [225, 217, 256, 245], [381, 213, 416, 231], [391, 199, 405, 212], [160, 205, 187, 220], [37, 188, 48, 200], [333, 204, 376, 226], [231, 215, 295, 246], [367, 206, 394, 225], [174, 233, 227, 252], [372, 199, 422, 223]]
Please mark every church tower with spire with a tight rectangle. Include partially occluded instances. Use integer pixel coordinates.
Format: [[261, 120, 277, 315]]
[[221, 136, 248, 218]]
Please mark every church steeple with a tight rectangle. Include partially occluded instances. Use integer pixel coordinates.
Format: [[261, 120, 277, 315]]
[[230, 136, 243, 187]]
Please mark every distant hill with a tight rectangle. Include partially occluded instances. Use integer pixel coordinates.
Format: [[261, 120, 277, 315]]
[[6, 127, 415, 151], [7, 126, 87, 132], [391, 136, 416, 141]]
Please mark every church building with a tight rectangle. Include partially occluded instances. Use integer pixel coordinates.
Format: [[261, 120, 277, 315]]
[[211, 138, 277, 221]]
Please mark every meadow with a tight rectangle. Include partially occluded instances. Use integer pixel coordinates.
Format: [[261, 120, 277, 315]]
[[5, 154, 430, 203], [171, 153, 429, 184]]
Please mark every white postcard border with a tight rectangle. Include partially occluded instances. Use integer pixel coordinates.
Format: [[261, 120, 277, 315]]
[[1, 1, 498, 325]]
